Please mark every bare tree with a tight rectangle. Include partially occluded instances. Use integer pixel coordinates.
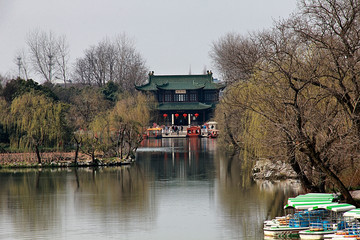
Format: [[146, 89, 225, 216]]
[[114, 34, 148, 92], [287, 0, 360, 137], [210, 0, 360, 205], [210, 33, 260, 84], [0, 74, 6, 88], [27, 30, 70, 84], [55, 35, 70, 87], [73, 34, 148, 91], [73, 57, 94, 86], [72, 39, 116, 87]]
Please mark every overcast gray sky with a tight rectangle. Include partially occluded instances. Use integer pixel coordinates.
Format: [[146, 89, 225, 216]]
[[0, 0, 297, 79]]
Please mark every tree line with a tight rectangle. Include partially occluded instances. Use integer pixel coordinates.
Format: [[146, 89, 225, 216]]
[[211, 0, 360, 205], [13, 31, 147, 92], [0, 31, 153, 164], [0, 78, 155, 165]]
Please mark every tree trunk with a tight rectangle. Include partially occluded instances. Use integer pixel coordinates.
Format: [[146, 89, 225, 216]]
[[73, 136, 81, 165], [74, 145, 79, 165], [305, 142, 358, 207], [91, 149, 95, 164], [285, 139, 320, 192], [35, 144, 41, 164], [125, 141, 132, 159], [119, 129, 125, 159], [223, 113, 241, 151]]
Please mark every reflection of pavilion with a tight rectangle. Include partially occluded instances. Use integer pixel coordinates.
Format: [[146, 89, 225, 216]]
[[137, 138, 216, 180]]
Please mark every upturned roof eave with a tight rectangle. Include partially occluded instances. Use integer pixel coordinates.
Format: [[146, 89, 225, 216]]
[[156, 86, 205, 91], [157, 102, 213, 111]]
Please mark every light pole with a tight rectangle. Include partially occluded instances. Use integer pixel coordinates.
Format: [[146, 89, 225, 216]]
[[16, 57, 22, 78], [48, 54, 53, 82]]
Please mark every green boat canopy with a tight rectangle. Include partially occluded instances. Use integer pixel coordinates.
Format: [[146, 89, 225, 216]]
[[344, 208, 360, 218], [325, 203, 356, 212], [285, 193, 338, 209], [287, 193, 336, 205], [284, 201, 335, 210]]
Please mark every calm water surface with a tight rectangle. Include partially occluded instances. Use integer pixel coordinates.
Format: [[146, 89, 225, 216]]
[[0, 138, 302, 239]]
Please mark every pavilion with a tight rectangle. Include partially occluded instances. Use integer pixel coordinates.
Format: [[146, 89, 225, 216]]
[[135, 71, 225, 126]]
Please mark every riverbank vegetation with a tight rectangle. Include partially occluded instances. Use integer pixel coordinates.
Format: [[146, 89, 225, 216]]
[[211, 0, 360, 205], [0, 34, 155, 166], [0, 79, 154, 166]]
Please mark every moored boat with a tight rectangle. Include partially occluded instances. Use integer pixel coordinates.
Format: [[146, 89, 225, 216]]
[[324, 208, 360, 239], [264, 225, 309, 238], [208, 129, 219, 138], [299, 204, 356, 240], [187, 126, 201, 137], [146, 127, 163, 139], [264, 193, 339, 238]]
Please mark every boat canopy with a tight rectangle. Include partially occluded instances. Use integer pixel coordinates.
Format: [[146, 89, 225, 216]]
[[307, 203, 341, 211], [292, 193, 334, 197], [343, 208, 360, 218], [287, 193, 335, 204], [325, 203, 356, 212], [284, 201, 334, 210], [147, 128, 162, 131]]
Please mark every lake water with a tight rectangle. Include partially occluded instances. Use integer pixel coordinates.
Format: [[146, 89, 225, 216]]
[[0, 138, 302, 240]]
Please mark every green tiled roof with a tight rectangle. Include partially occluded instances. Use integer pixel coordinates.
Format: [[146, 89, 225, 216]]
[[158, 102, 213, 111], [135, 72, 225, 91]]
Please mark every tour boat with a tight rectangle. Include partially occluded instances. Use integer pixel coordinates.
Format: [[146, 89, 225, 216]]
[[208, 129, 219, 138], [187, 126, 201, 137], [323, 209, 360, 239], [264, 193, 338, 238], [146, 127, 162, 139], [299, 203, 356, 239], [264, 224, 309, 238]]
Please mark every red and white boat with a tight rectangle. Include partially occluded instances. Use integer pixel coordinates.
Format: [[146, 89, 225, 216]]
[[186, 126, 201, 137]]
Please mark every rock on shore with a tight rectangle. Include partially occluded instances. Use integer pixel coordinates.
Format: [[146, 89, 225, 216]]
[[252, 159, 360, 201], [252, 159, 298, 180]]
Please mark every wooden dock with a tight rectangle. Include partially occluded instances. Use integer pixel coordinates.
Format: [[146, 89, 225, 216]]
[[162, 131, 187, 138]]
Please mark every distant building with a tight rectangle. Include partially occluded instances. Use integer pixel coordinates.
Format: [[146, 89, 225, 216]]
[[135, 71, 225, 125]]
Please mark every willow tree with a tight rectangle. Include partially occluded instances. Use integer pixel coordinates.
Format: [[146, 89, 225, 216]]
[[211, 0, 360, 205], [107, 93, 152, 159], [78, 92, 153, 161], [251, 0, 360, 204], [81, 113, 111, 163], [68, 87, 109, 164], [0, 98, 10, 151], [9, 92, 69, 164]]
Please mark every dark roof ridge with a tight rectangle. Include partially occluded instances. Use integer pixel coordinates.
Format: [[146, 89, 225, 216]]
[[151, 73, 211, 77]]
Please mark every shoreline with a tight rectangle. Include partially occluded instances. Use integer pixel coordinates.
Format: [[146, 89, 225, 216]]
[[0, 152, 134, 169]]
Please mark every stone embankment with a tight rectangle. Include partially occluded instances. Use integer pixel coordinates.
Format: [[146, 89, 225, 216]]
[[252, 159, 298, 180]]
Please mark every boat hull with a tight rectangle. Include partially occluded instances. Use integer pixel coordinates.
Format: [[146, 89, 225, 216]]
[[264, 226, 309, 237], [299, 230, 336, 239], [330, 237, 359, 240], [147, 135, 162, 139]]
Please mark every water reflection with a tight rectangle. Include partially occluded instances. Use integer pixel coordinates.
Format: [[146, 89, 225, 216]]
[[138, 138, 217, 181], [214, 151, 302, 239], [0, 138, 302, 240], [0, 166, 151, 239]]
